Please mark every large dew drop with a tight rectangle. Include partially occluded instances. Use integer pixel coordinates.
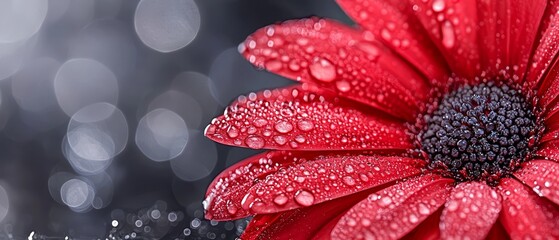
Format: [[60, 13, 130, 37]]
[[294, 189, 315, 206], [309, 58, 336, 82], [441, 21, 456, 49]]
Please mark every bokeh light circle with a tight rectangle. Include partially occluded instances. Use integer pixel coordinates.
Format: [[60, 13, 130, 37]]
[[0, 185, 9, 223], [11, 57, 60, 113], [64, 103, 128, 175], [60, 178, 95, 212], [148, 90, 202, 129], [134, 0, 201, 52], [136, 108, 189, 162], [170, 130, 217, 181], [54, 58, 119, 117], [0, 0, 48, 43], [69, 19, 137, 78]]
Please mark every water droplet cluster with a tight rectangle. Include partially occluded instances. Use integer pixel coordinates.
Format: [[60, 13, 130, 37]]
[[239, 17, 430, 120], [239, 156, 423, 215], [333, 175, 452, 239], [205, 86, 410, 151], [419, 82, 537, 184]]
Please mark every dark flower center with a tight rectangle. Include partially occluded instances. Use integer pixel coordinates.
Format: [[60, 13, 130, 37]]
[[418, 82, 537, 185]]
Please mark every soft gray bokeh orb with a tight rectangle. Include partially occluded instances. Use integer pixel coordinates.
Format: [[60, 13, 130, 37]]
[[134, 0, 200, 52], [136, 108, 189, 162], [54, 58, 119, 116], [0, 0, 48, 43]]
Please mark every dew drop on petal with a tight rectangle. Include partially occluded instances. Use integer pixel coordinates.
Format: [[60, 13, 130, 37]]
[[343, 176, 356, 186], [344, 165, 354, 173], [226, 126, 239, 138], [273, 194, 288, 206], [273, 135, 287, 145], [226, 203, 237, 215], [379, 196, 392, 207], [245, 136, 265, 149], [409, 214, 418, 223], [441, 21, 455, 49], [357, 42, 380, 60], [336, 80, 351, 92], [432, 0, 446, 12], [418, 203, 430, 215], [294, 190, 314, 206], [297, 120, 314, 131], [446, 200, 458, 212], [309, 58, 336, 82], [253, 118, 268, 127], [274, 121, 293, 133], [265, 60, 282, 71]]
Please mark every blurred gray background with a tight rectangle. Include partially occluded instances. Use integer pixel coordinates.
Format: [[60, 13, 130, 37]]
[[0, 0, 350, 239]]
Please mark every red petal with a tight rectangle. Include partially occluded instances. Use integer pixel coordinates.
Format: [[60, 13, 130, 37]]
[[527, 0, 559, 88], [205, 85, 412, 151], [485, 221, 510, 240], [331, 174, 453, 240], [239, 17, 429, 120], [241, 155, 424, 215], [410, 0, 479, 78], [402, 208, 443, 240], [477, 0, 546, 79], [440, 182, 502, 240], [536, 141, 559, 162], [498, 178, 559, 239], [336, 0, 450, 84], [535, 58, 559, 114], [204, 151, 327, 220], [514, 160, 559, 205], [504, 0, 546, 79], [241, 182, 382, 240]]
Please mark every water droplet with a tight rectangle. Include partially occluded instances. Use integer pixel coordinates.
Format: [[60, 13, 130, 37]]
[[344, 165, 355, 173], [418, 203, 430, 215], [296, 38, 309, 46], [266, 27, 275, 36], [381, 29, 392, 41], [357, 42, 380, 60], [265, 60, 282, 71], [359, 173, 369, 182], [294, 190, 315, 206], [361, 218, 371, 227], [273, 135, 287, 145], [409, 214, 418, 223], [347, 218, 357, 227], [226, 126, 239, 138], [274, 121, 293, 133], [273, 194, 288, 206], [295, 176, 305, 183], [245, 136, 265, 149], [297, 120, 314, 131], [343, 176, 356, 186], [379, 196, 392, 207], [432, 0, 446, 12], [226, 203, 238, 215], [309, 58, 336, 82], [446, 200, 458, 211], [288, 60, 301, 71], [336, 80, 351, 92], [441, 21, 455, 49], [294, 135, 306, 143]]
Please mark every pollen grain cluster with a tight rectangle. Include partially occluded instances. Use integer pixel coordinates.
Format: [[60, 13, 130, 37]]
[[419, 82, 537, 184]]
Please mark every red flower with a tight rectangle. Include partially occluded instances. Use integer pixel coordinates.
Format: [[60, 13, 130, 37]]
[[203, 0, 559, 239]]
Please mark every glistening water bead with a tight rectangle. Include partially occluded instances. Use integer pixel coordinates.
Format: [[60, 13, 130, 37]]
[[419, 82, 537, 184]]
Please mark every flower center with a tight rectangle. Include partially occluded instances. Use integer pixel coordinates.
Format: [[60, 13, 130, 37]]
[[418, 82, 537, 184]]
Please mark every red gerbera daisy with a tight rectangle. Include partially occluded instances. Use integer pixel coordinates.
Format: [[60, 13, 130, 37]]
[[203, 0, 559, 239]]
